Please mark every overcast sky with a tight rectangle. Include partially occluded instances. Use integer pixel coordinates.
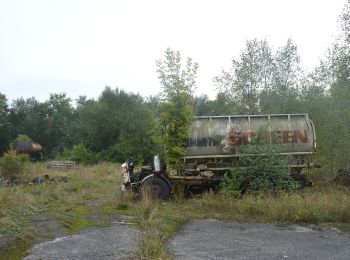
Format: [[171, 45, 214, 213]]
[[0, 0, 348, 103]]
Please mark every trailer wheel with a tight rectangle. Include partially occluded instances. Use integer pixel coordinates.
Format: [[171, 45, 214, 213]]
[[290, 169, 312, 187], [143, 177, 170, 200]]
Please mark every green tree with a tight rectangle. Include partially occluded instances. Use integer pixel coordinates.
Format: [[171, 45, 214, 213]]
[[156, 48, 198, 101], [73, 88, 157, 163], [155, 48, 197, 170], [192, 93, 237, 116], [300, 4, 350, 175], [215, 39, 305, 115], [155, 94, 194, 169], [9, 97, 51, 154], [215, 39, 274, 114], [0, 93, 10, 154], [47, 93, 75, 156], [260, 39, 302, 113], [340, 4, 350, 44]]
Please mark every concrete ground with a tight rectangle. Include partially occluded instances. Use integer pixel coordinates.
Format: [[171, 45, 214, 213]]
[[24, 217, 137, 260], [168, 219, 350, 260], [24, 218, 350, 260]]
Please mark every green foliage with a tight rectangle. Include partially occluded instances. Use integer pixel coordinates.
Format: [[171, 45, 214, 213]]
[[219, 170, 242, 198], [8, 94, 74, 158], [0, 93, 10, 154], [298, 5, 350, 175], [215, 38, 301, 114], [214, 39, 274, 114], [15, 134, 32, 142], [70, 143, 96, 164], [155, 49, 197, 170], [193, 93, 236, 116], [155, 94, 194, 170], [0, 149, 25, 179], [0, 163, 128, 257], [17, 153, 30, 164], [220, 130, 296, 196], [156, 48, 198, 101], [59, 143, 96, 164], [74, 88, 157, 163], [0, 5, 348, 172]]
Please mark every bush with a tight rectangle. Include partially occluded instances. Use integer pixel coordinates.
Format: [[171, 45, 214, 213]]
[[71, 143, 96, 164], [0, 149, 25, 179], [59, 143, 96, 165], [15, 134, 32, 142], [220, 128, 298, 196], [219, 170, 242, 198]]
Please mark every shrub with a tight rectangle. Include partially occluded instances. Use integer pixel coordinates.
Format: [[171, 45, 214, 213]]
[[220, 128, 298, 196], [59, 143, 96, 165], [15, 134, 32, 142], [17, 153, 30, 164], [219, 170, 242, 198], [0, 149, 25, 179], [71, 143, 96, 164]]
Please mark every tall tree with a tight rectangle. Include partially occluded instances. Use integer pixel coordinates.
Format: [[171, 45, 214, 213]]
[[155, 48, 197, 170], [340, 3, 350, 44], [46, 93, 75, 156], [301, 4, 350, 174], [260, 38, 302, 113], [9, 97, 51, 152], [156, 48, 198, 101], [214, 39, 273, 114], [0, 93, 10, 154], [192, 93, 236, 116], [74, 87, 156, 162]]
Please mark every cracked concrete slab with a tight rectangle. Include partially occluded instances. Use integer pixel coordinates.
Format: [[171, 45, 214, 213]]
[[24, 222, 137, 260], [168, 219, 350, 260]]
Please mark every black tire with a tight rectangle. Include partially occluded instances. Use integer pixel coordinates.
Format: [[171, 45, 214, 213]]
[[290, 169, 312, 187], [143, 176, 170, 200]]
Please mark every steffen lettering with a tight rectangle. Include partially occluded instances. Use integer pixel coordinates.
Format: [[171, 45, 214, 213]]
[[227, 129, 308, 147]]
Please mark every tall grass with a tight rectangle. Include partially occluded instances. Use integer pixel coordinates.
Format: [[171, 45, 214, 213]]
[[132, 187, 174, 259], [2, 162, 350, 259], [131, 186, 350, 259], [161, 186, 350, 224], [0, 162, 123, 256]]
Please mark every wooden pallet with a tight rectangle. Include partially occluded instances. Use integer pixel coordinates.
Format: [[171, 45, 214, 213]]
[[47, 160, 76, 170]]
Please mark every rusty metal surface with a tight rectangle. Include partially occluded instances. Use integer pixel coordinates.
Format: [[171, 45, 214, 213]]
[[15, 141, 42, 153], [186, 114, 316, 157]]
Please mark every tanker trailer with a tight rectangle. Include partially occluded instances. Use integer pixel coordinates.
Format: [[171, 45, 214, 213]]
[[15, 141, 43, 160], [123, 114, 316, 198], [177, 113, 316, 188]]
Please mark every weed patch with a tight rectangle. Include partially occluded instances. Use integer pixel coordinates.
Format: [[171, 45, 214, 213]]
[[0, 162, 123, 258], [131, 186, 350, 259], [132, 188, 178, 259]]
